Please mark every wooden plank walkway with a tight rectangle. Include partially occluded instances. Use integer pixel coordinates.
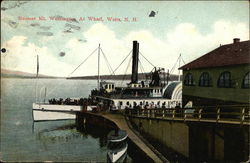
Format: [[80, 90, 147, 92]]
[[101, 113, 163, 163]]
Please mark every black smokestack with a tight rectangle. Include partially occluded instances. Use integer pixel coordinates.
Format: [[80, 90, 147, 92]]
[[131, 41, 139, 83]]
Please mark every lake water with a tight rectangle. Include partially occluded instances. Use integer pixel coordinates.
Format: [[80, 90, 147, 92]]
[[0, 78, 135, 162]]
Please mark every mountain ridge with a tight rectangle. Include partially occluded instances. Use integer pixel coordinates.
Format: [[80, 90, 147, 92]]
[[1, 69, 64, 78], [1, 69, 182, 81]]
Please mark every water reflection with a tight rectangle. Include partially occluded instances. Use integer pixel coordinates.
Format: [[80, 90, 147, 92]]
[[33, 121, 132, 162], [34, 122, 112, 145], [77, 124, 111, 148], [35, 124, 84, 144]]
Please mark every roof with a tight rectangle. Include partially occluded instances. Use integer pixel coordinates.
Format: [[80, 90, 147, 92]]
[[179, 40, 250, 70]]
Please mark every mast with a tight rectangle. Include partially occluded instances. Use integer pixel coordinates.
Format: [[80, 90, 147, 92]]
[[35, 55, 39, 103], [43, 87, 47, 103], [163, 69, 166, 86], [167, 69, 169, 85], [178, 54, 181, 81], [97, 44, 100, 90]]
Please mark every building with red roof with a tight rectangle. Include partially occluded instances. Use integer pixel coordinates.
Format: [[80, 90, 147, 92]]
[[179, 38, 250, 106]]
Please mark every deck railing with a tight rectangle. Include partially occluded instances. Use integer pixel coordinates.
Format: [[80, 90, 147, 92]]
[[126, 105, 250, 125]]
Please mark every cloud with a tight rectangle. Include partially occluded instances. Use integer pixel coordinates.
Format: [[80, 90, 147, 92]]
[[166, 21, 249, 69], [36, 32, 54, 36], [208, 20, 249, 43], [64, 23, 130, 76], [1, 36, 74, 77], [1, 20, 249, 76], [1, 1, 28, 11], [124, 30, 174, 71]]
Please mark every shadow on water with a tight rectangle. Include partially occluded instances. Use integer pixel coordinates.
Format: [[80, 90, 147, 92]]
[[34, 122, 85, 144], [77, 123, 112, 148], [78, 123, 153, 163], [32, 114, 154, 163], [33, 120, 142, 162], [77, 124, 130, 162]]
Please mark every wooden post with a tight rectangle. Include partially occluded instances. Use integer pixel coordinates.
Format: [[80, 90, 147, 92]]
[[148, 109, 150, 118], [216, 108, 220, 122], [172, 109, 175, 120], [184, 109, 187, 121], [162, 109, 165, 118], [241, 107, 245, 123], [198, 109, 202, 121]]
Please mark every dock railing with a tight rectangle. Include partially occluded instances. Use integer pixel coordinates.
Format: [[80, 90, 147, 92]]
[[126, 105, 250, 125]]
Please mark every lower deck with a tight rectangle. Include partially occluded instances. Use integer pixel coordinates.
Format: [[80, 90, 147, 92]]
[[96, 96, 182, 110]]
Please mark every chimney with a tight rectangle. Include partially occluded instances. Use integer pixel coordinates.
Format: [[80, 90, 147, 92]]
[[233, 38, 240, 44], [131, 41, 139, 83]]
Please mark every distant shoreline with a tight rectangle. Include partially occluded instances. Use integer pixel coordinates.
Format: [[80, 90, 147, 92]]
[[67, 74, 181, 81], [1, 73, 182, 81], [1, 76, 66, 79]]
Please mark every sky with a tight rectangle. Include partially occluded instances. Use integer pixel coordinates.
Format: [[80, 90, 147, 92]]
[[1, 1, 249, 77]]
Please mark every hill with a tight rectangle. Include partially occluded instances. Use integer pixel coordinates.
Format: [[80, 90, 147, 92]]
[[1, 69, 65, 78], [67, 72, 182, 81], [1, 69, 182, 81]]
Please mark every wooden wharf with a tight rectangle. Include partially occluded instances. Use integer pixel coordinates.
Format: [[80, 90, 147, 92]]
[[102, 113, 165, 163]]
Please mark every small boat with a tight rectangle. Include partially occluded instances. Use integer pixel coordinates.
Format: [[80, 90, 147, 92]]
[[107, 129, 128, 142], [107, 129, 128, 163], [107, 141, 128, 163]]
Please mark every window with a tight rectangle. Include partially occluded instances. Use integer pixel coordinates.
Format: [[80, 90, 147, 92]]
[[199, 72, 211, 87], [184, 73, 195, 86], [242, 72, 250, 88], [217, 71, 231, 88], [119, 101, 123, 106]]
